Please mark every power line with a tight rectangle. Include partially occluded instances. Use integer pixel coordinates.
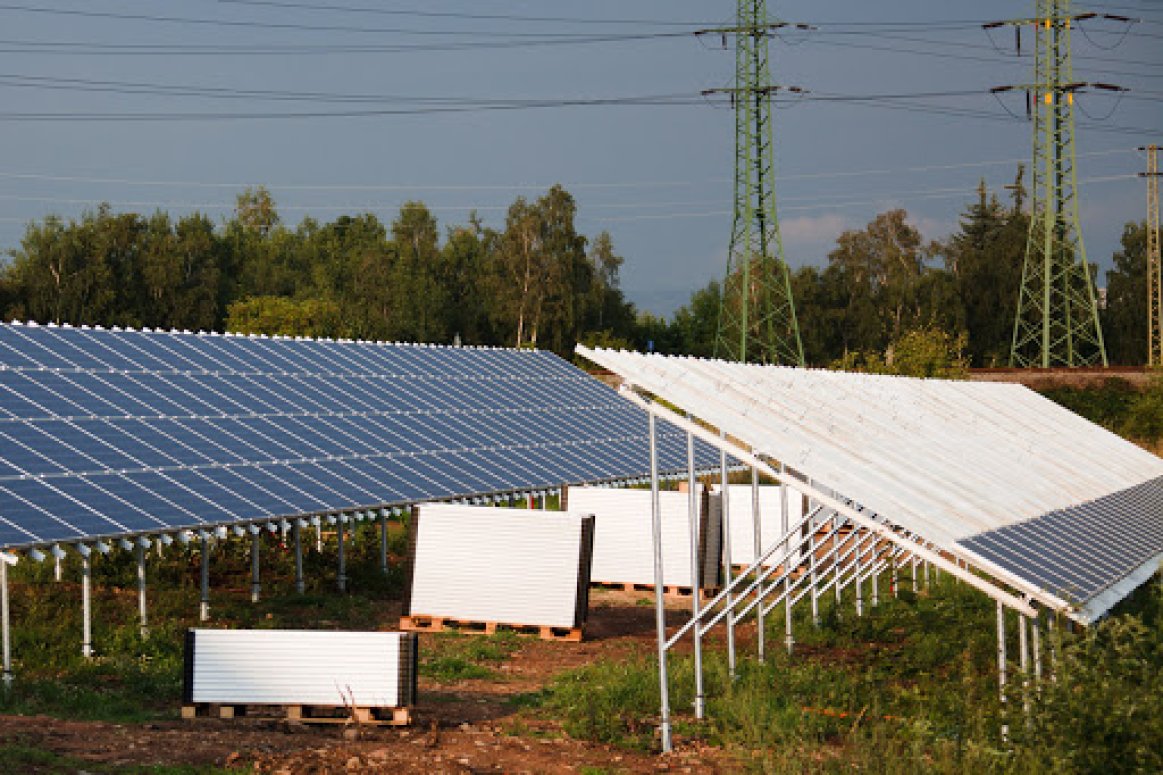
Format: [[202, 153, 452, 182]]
[[199, 0, 719, 28], [0, 3, 694, 38], [0, 149, 1135, 192]]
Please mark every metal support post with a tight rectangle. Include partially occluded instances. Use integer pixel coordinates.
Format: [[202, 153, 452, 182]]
[[293, 522, 305, 594], [1047, 616, 1059, 682], [82, 553, 93, 657], [855, 533, 865, 617], [686, 426, 705, 719], [379, 511, 389, 575], [648, 413, 673, 753], [781, 464, 793, 654], [136, 543, 148, 638], [870, 544, 880, 607], [1019, 613, 1031, 721], [833, 528, 841, 607], [809, 497, 819, 627], [997, 601, 1008, 740], [911, 556, 918, 593], [250, 532, 261, 603], [1032, 618, 1043, 685], [923, 560, 931, 590], [199, 535, 211, 622], [891, 552, 899, 599], [337, 516, 348, 592], [2, 559, 12, 686], [316, 524, 322, 553], [752, 462, 764, 662], [720, 434, 736, 679], [54, 554, 62, 583]]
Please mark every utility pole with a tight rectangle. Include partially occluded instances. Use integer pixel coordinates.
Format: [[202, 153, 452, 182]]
[[1143, 145, 1162, 366], [700, 2, 806, 366], [987, 2, 1128, 367]]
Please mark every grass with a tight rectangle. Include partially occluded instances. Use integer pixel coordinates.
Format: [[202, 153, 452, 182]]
[[420, 630, 523, 682], [533, 572, 1163, 774]]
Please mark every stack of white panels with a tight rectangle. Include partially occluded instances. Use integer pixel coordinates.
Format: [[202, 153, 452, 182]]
[[182, 629, 417, 709], [565, 486, 722, 590], [709, 484, 806, 569], [403, 504, 595, 630]]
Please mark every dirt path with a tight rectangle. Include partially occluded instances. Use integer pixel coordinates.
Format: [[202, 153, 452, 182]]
[[1, 590, 744, 773]]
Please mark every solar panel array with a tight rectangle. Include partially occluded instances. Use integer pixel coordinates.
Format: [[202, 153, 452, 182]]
[[578, 345, 1163, 623], [0, 323, 716, 550]]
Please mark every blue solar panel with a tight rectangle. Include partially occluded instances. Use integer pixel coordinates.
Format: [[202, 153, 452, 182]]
[[0, 322, 718, 549]]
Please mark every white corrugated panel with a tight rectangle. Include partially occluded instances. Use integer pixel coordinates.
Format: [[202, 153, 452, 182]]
[[185, 629, 415, 707], [567, 486, 722, 589], [404, 504, 593, 628], [710, 484, 804, 568], [577, 346, 1163, 621]]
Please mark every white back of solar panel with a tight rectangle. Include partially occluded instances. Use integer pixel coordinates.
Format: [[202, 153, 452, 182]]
[[187, 629, 413, 707], [406, 504, 590, 628], [710, 484, 804, 568], [567, 486, 721, 589]]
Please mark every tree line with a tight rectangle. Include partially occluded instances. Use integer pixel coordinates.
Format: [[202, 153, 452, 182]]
[[0, 175, 1151, 368]]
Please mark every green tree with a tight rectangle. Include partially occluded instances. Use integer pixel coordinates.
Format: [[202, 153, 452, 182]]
[[941, 181, 1026, 366], [668, 280, 721, 357], [827, 209, 951, 355], [224, 295, 343, 338], [490, 186, 588, 353], [5, 210, 116, 325], [439, 216, 496, 345], [139, 212, 222, 331], [391, 202, 443, 342], [1102, 221, 1148, 366]]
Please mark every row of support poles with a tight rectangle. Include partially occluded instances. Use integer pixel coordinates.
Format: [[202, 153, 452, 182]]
[[11, 512, 400, 668], [630, 395, 1069, 755], [685, 421, 705, 720]]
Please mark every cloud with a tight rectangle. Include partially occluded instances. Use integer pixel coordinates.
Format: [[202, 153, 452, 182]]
[[780, 213, 852, 244]]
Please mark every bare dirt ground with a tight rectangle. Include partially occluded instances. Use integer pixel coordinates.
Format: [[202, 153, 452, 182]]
[[0, 590, 744, 774]]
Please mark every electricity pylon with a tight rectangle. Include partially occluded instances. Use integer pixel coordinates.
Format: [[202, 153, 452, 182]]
[[989, 0, 1109, 367], [1143, 145, 1162, 366], [701, 1, 804, 365]]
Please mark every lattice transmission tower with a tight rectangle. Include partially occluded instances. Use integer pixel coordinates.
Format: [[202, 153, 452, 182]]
[[990, 0, 1109, 367], [702, 1, 804, 365], [1143, 145, 1162, 366]]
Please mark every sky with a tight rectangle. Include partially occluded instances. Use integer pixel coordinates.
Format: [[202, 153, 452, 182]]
[[0, 0, 1159, 319]]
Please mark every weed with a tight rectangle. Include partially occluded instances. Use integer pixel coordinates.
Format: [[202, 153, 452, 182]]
[[536, 573, 1163, 772], [419, 630, 522, 683]]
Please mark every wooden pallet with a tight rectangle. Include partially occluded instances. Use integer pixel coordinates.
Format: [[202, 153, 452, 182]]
[[399, 614, 582, 642], [181, 703, 411, 726], [590, 581, 719, 597]]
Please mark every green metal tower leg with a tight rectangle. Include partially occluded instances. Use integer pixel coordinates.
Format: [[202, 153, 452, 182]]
[[1007, 0, 1107, 367], [710, 0, 804, 366]]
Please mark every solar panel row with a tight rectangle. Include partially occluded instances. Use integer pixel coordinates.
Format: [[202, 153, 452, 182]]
[[0, 323, 715, 550]]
